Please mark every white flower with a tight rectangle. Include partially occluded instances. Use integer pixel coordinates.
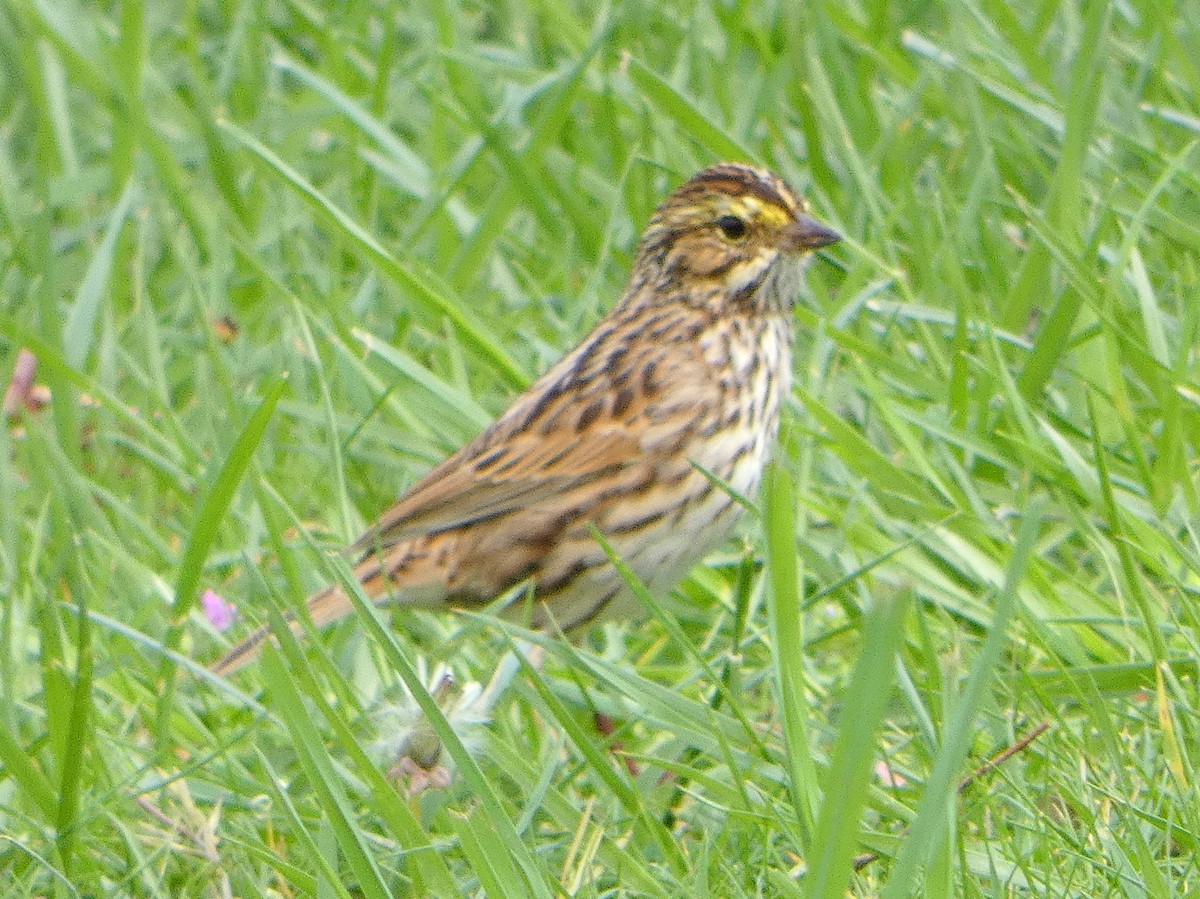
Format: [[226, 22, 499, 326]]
[[373, 652, 523, 795]]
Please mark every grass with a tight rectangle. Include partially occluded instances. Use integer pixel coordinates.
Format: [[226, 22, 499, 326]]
[[1, 0, 1199, 895]]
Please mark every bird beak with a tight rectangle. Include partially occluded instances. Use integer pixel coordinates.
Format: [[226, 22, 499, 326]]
[[784, 215, 842, 251]]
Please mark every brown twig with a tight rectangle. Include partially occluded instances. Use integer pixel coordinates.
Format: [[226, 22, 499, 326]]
[[954, 721, 1050, 794], [852, 720, 1051, 873]]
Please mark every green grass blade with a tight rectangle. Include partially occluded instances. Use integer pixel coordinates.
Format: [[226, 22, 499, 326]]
[[764, 458, 816, 847], [625, 57, 752, 163], [880, 505, 1042, 897], [260, 648, 395, 899], [61, 179, 136, 370], [806, 592, 910, 898], [217, 120, 527, 389], [154, 377, 287, 752]]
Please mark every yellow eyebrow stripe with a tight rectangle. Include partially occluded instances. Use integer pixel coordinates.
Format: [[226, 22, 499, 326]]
[[727, 195, 794, 226]]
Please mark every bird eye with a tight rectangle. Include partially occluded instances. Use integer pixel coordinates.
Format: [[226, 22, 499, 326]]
[[716, 214, 747, 240]]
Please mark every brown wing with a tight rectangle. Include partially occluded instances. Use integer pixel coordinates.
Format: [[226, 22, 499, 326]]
[[213, 407, 650, 677], [348, 312, 681, 555], [349, 426, 641, 554]]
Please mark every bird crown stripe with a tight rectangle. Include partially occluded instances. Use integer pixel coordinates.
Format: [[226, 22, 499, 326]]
[[683, 166, 798, 215]]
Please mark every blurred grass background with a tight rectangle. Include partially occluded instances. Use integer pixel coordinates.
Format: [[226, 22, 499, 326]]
[[1, 0, 1199, 895]]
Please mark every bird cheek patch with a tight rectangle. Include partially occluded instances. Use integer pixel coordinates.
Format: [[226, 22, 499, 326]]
[[668, 233, 735, 277]]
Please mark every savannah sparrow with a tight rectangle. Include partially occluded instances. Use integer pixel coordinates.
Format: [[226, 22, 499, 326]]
[[213, 163, 840, 676]]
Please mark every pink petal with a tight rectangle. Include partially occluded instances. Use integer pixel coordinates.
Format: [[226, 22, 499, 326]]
[[202, 589, 237, 632]]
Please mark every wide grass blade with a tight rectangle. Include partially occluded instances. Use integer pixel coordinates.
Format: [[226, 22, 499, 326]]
[[881, 506, 1042, 897], [155, 378, 287, 751]]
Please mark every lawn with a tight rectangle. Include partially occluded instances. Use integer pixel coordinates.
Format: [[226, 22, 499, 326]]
[[1, 0, 1199, 896]]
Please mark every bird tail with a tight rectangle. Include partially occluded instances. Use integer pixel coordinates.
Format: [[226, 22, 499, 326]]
[[210, 583, 357, 677]]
